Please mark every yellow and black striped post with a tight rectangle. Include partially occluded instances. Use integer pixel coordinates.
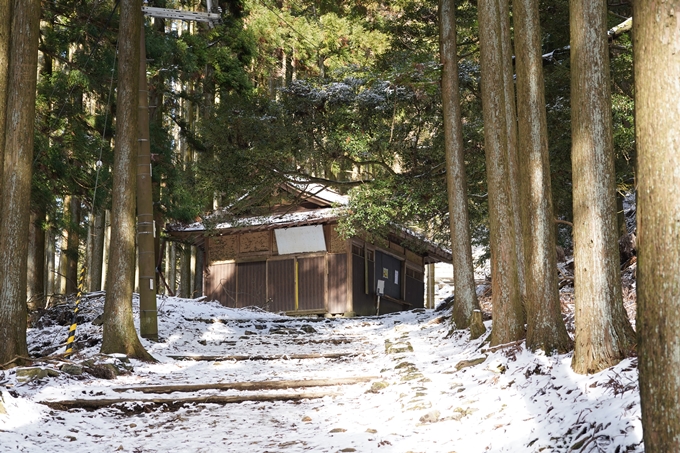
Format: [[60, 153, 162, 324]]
[[64, 267, 87, 359]]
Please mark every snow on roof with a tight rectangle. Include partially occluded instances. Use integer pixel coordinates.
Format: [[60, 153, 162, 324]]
[[172, 207, 341, 233], [286, 182, 348, 206]]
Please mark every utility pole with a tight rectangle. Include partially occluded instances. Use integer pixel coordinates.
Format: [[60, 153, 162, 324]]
[[137, 3, 219, 340], [137, 23, 156, 340]]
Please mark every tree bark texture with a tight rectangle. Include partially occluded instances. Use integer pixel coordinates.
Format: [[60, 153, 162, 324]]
[[514, 0, 570, 354], [0, 0, 40, 366], [635, 2, 680, 450], [569, 0, 635, 374], [27, 209, 46, 310], [101, 0, 153, 361], [499, 0, 527, 310], [439, 0, 482, 330], [179, 244, 192, 298], [0, 0, 10, 203], [478, 0, 525, 346]]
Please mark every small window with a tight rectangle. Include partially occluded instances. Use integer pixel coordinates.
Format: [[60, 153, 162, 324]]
[[352, 244, 365, 257], [367, 249, 374, 262], [406, 267, 424, 282]]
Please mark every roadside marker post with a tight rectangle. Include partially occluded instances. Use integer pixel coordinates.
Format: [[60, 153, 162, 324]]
[[64, 267, 87, 359]]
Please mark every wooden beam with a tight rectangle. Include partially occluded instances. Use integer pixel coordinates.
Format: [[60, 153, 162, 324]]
[[41, 391, 336, 411], [112, 376, 379, 394], [167, 352, 357, 361], [142, 6, 220, 22]]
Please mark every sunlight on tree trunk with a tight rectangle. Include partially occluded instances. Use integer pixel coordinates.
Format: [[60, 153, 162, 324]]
[[439, 0, 482, 330], [179, 244, 192, 298], [0, 0, 40, 366], [635, 2, 680, 450], [478, 0, 525, 346], [514, 0, 570, 354], [0, 0, 9, 204], [27, 209, 47, 310], [569, 0, 634, 374], [100, 0, 154, 362]]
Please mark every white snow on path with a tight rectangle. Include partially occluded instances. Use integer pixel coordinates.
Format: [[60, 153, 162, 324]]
[[1, 293, 643, 452]]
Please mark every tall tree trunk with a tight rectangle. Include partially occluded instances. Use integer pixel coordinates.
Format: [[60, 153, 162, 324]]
[[65, 197, 81, 295], [179, 244, 192, 298], [100, 0, 153, 361], [478, 0, 525, 346], [499, 0, 526, 311], [27, 209, 46, 310], [569, 0, 635, 374], [635, 2, 680, 450], [439, 0, 482, 330], [88, 209, 105, 292], [0, 0, 40, 366], [0, 0, 9, 205], [514, 0, 570, 353]]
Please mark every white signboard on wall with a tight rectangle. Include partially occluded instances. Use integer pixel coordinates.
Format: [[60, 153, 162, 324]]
[[274, 225, 327, 255]]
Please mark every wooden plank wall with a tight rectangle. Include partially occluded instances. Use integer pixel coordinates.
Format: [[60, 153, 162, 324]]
[[205, 262, 236, 307], [297, 256, 325, 311], [327, 254, 347, 314], [236, 261, 266, 307], [267, 259, 295, 312]]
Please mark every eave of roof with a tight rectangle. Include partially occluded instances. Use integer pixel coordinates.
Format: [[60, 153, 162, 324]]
[[167, 207, 339, 234]]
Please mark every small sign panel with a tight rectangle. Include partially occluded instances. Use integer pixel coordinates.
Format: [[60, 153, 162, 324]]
[[383, 268, 389, 278], [274, 225, 327, 255], [376, 280, 385, 296]]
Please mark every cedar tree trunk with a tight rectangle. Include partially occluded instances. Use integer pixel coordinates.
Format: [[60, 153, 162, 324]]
[[478, 0, 525, 346], [179, 244, 192, 298], [635, 2, 680, 450], [27, 209, 46, 310], [439, 0, 482, 329], [514, 0, 570, 353], [0, 0, 9, 202], [0, 0, 40, 366], [100, 0, 153, 361], [569, 0, 635, 374]]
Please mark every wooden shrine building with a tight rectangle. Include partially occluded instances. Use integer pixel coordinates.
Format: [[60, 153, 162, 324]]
[[166, 183, 451, 316]]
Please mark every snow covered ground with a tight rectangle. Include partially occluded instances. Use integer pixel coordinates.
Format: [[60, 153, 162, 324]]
[[1, 288, 643, 452]]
